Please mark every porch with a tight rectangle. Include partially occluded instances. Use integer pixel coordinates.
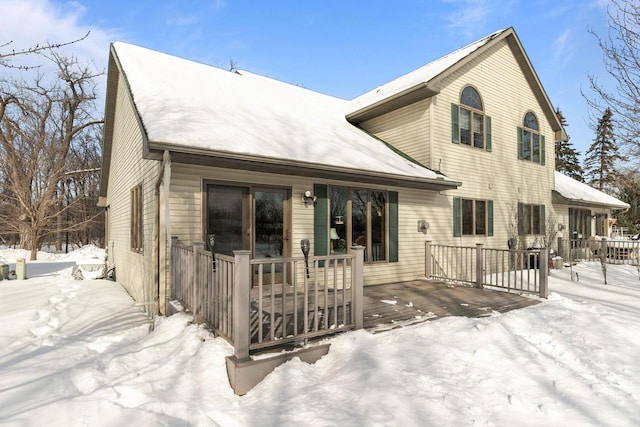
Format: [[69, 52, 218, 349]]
[[170, 240, 542, 394], [362, 279, 538, 332]]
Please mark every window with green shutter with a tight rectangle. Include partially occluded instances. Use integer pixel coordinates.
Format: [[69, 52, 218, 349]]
[[485, 116, 492, 152], [451, 104, 460, 144], [454, 86, 488, 150], [454, 197, 491, 236], [313, 184, 328, 262], [519, 112, 544, 165], [453, 197, 462, 237], [324, 186, 398, 263]]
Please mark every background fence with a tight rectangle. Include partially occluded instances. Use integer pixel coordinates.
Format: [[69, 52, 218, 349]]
[[557, 237, 640, 266]]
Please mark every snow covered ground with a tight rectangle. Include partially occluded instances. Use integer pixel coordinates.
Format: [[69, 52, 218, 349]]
[[0, 247, 639, 426]]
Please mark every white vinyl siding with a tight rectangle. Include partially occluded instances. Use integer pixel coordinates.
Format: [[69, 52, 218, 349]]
[[105, 71, 162, 308], [359, 38, 555, 249], [169, 164, 449, 286], [359, 98, 431, 167]]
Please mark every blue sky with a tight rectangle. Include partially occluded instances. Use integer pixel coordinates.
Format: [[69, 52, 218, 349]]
[[2, 0, 614, 159]]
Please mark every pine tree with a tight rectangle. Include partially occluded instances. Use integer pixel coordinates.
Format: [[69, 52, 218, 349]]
[[616, 171, 640, 233], [554, 107, 584, 181], [583, 108, 622, 192]]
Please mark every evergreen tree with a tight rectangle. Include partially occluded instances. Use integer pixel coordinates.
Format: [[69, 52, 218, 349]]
[[583, 108, 622, 192], [554, 107, 584, 181], [616, 171, 640, 234]]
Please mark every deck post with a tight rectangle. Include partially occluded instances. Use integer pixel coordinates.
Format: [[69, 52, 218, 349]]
[[475, 243, 484, 288], [192, 243, 205, 318], [233, 250, 251, 361], [539, 247, 549, 298], [351, 246, 365, 329], [425, 241, 432, 279]]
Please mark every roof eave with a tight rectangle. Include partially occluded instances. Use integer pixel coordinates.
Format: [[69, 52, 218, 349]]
[[552, 190, 630, 210], [346, 83, 438, 124], [148, 142, 461, 191]]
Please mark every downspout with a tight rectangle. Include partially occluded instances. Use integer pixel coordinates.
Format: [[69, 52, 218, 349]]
[[154, 150, 171, 320]]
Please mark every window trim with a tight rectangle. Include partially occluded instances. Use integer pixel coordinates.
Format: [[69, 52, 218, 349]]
[[518, 111, 546, 165], [130, 183, 143, 253], [453, 197, 493, 237], [451, 86, 492, 152], [518, 203, 546, 236], [328, 186, 389, 263], [459, 86, 485, 149]]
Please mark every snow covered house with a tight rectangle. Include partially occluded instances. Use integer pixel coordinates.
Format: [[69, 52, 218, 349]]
[[98, 27, 626, 318]]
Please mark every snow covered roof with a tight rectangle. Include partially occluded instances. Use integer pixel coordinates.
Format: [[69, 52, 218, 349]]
[[108, 42, 458, 189], [348, 29, 508, 115], [554, 172, 629, 210]]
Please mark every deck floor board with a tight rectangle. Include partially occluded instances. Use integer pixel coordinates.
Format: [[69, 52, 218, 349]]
[[363, 280, 539, 331]]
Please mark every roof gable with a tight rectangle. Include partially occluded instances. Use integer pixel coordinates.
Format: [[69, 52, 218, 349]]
[[347, 27, 566, 141]]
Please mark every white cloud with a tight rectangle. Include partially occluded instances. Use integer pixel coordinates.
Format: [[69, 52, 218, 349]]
[[442, 0, 515, 39], [0, 0, 118, 72], [443, 0, 491, 39], [553, 28, 571, 58]]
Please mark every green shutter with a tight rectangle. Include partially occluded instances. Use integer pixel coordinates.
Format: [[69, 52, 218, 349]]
[[517, 127, 524, 159], [313, 184, 328, 265], [541, 135, 546, 165], [518, 202, 524, 236], [453, 197, 462, 237], [568, 207, 575, 240], [451, 104, 460, 144], [389, 191, 399, 263], [487, 200, 494, 236], [485, 116, 492, 152], [540, 205, 546, 235]]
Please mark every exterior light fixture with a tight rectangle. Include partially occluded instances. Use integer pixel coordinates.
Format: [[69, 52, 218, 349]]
[[302, 190, 317, 206]]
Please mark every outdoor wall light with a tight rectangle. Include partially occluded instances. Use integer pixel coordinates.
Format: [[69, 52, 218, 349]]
[[418, 220, 430, 234], [302, 190, 317, 206], [558, 223, 565, 231]]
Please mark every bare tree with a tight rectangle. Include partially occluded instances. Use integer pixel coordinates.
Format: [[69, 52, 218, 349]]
[[0, 32, 90, 69], [0, 52, 103, 260], [587, 0, 640, 159]]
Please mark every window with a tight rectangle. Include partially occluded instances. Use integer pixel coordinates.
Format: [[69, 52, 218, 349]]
[[568, 208, 591, 239], [518, 203, 545, 235], [451, 86, 492, 151], [327, 187, 388, 262], [453, 197, 493, 237], [130, 184, 143, 252], [518, 112, 545, 165]]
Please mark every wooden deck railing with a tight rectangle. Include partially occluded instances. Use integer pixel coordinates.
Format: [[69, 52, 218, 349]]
[[557, 237, 640, 266], [425, 241, 548, 298], [170, 242, 364, 361]]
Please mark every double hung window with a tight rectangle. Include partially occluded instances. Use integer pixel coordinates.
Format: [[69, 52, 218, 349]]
[[518, 203, 545, 235], [518, 112, 545, 165], [453, 197, 493, 237], [451, 86, 492, 151]]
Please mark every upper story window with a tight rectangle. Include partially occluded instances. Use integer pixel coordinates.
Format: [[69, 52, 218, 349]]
[[518, 112, 546, 165], [451, 86, 492, 152]]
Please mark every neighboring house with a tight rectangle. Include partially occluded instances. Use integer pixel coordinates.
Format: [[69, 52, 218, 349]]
[[553, 171, 630, 240], [98, 26, 626, 314]]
